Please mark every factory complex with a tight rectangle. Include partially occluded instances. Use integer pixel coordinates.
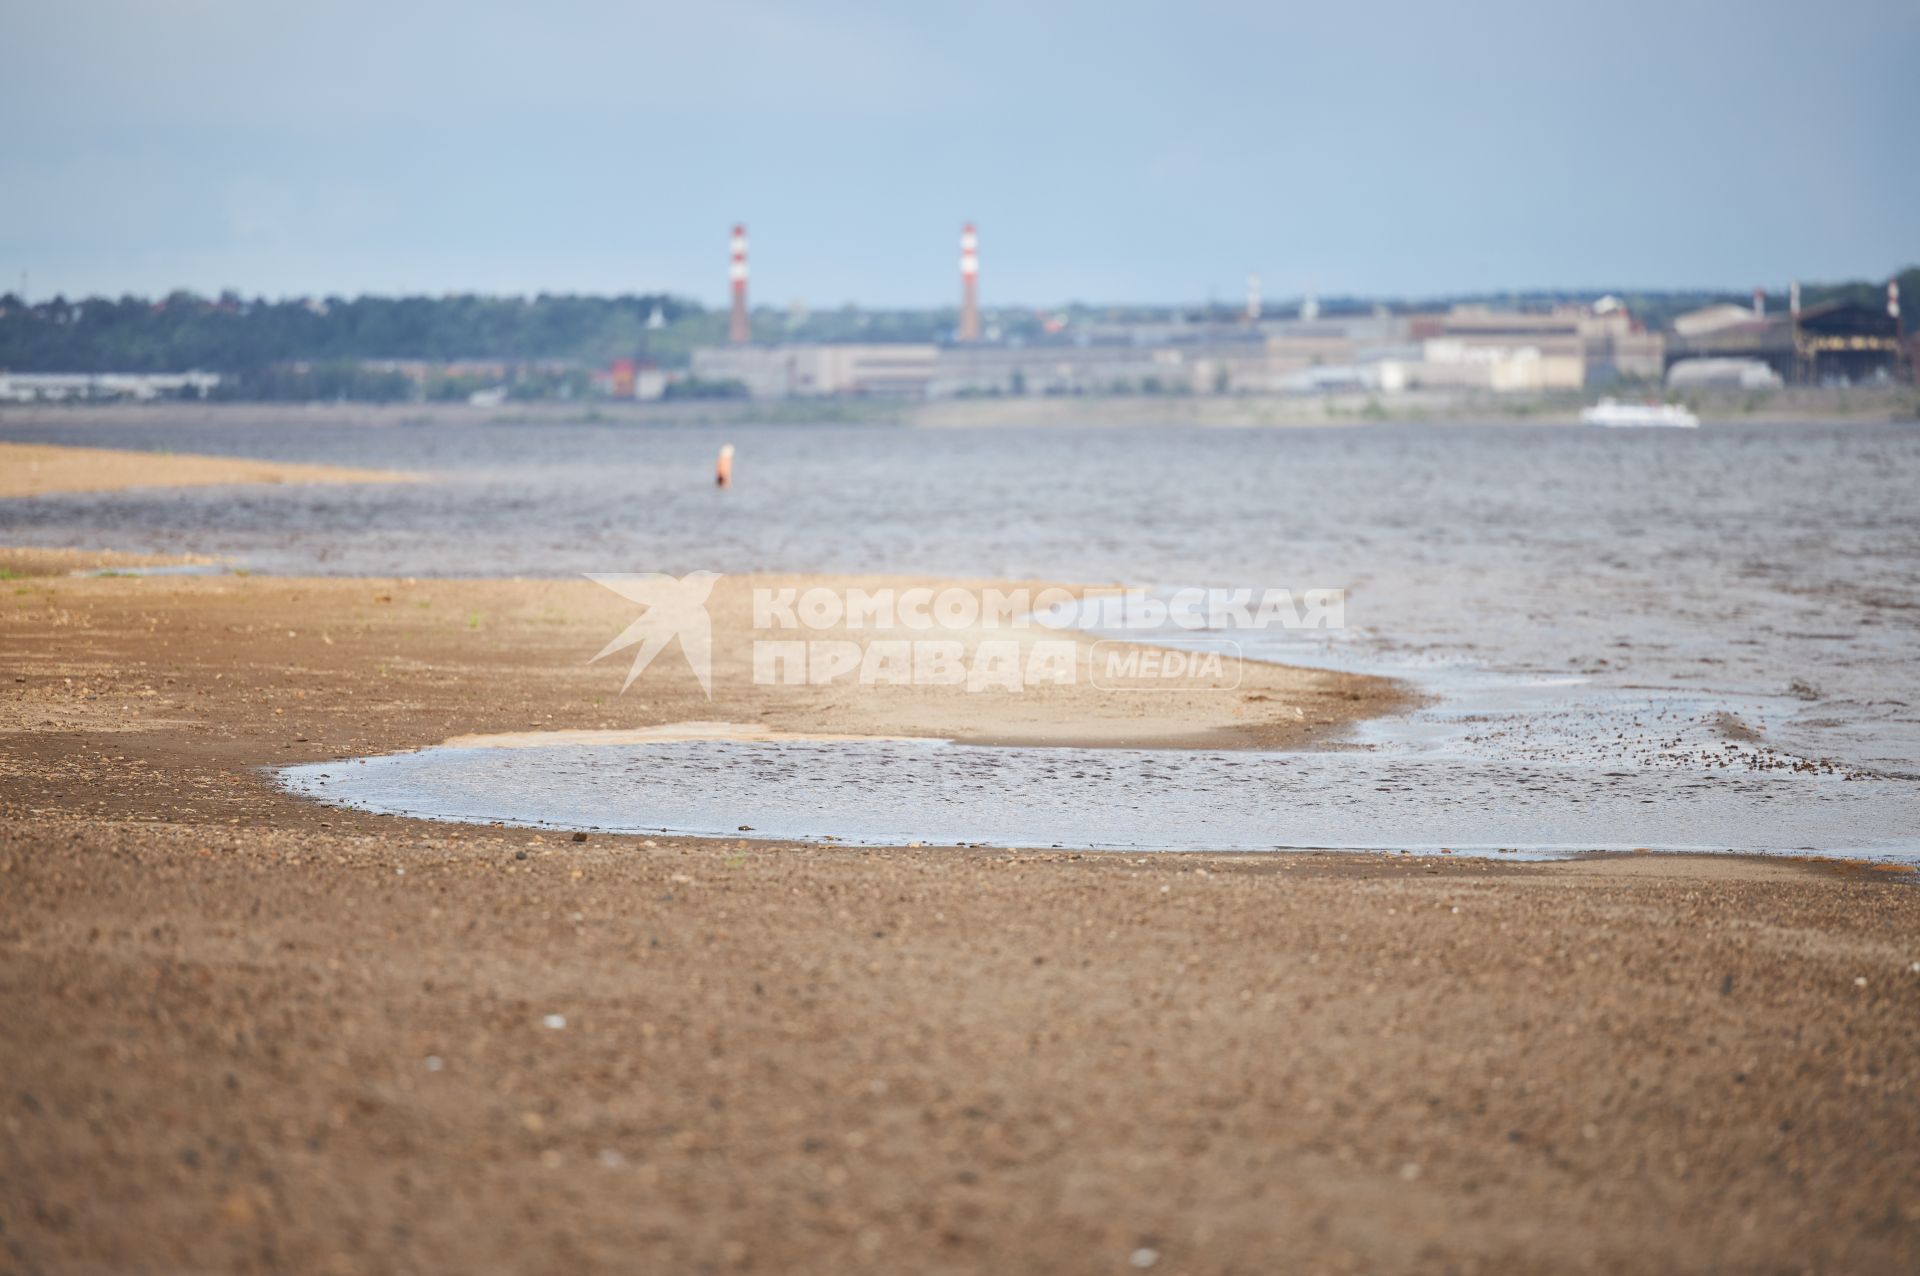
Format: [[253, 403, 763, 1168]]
[[686, 225, 1908, 402]]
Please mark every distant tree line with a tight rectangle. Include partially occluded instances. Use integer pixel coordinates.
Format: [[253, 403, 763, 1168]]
[[0, 291, 705, 376], [208, 362, 416, 403], [1788, 266, 1920, 321]]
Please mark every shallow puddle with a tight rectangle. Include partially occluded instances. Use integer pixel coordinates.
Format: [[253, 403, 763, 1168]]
[[280, 724, 1920, 861]]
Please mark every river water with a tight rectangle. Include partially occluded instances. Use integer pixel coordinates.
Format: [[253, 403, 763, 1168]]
[[6, 415, 1916, 856]]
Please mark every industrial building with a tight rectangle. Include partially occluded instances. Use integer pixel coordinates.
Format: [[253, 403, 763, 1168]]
[[0, 371, 220, 402], [927, 340, 1241, 397], [1665, 358, 1784, 391], [692, 307, 1663, 402], [1665, 303, 1789, 375], [1789, 301, 1908, 384], [1408, 302, 1665, 385], [1666, 285, 1908, 385], [692, 344, 939, 398], [689, 302, 1674, 402]]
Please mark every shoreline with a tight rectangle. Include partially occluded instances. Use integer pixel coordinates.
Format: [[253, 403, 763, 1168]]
[[2, 383, 1915, 433]]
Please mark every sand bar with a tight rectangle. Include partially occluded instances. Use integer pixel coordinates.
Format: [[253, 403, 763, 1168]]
[[0, 440, 414, 498]]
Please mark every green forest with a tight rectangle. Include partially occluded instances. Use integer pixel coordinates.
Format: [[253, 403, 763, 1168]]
[[0, 291, 697, 371]]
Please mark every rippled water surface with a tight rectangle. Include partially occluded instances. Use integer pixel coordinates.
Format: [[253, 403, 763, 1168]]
[[5, 415, 1916, 851]]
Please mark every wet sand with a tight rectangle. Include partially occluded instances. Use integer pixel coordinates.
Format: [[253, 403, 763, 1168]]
[[3, 557, 1918, 1272], [0, 441, 413, 498]]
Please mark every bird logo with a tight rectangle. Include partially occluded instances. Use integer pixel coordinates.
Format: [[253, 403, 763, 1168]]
[[585, 571, 721, 698]]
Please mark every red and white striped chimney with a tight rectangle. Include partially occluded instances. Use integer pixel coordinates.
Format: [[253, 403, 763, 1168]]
[[1890, 279, 1901, 322], [958, 222, 980, 342], [1752, 286, 1766, 319], [729, 224, 750, 344]]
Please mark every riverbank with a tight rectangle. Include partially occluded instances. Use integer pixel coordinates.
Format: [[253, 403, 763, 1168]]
[[2, 556, 1917, 1272]]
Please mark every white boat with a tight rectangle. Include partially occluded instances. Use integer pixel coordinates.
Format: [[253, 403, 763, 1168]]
[[1580, 398, 1700, 428]]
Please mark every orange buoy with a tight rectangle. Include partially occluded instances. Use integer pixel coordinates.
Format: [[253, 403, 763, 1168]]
[[715, 443, 734, 489]]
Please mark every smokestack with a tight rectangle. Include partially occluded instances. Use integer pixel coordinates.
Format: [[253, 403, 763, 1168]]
[[958, 223, 980, 342], [729, 224, 750, 344], [1246, 273, 1261, 323], [1753, 286, 1766, 319], [1790, 280, 1801, 318]]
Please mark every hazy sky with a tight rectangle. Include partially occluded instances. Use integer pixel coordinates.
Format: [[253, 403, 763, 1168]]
[[3, 0, 1914, 307]]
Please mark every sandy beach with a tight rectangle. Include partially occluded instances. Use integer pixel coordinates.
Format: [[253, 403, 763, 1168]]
[[2, 544, 1917, 1273]]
